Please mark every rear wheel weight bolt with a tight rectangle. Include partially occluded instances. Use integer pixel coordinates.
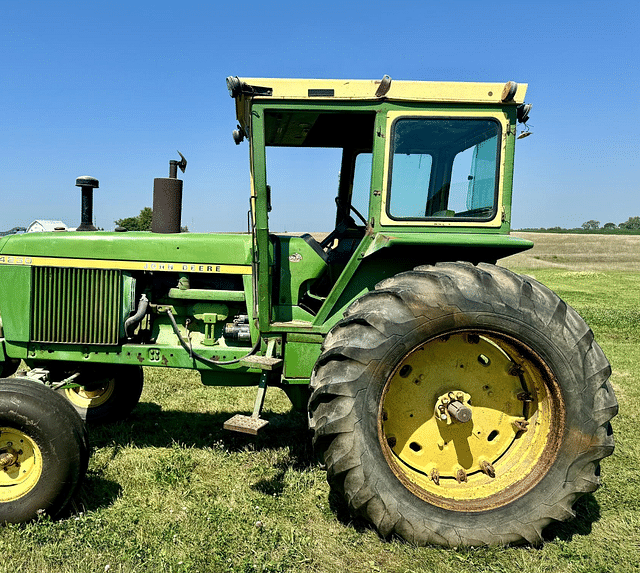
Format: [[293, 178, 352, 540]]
[[509, 364, 524, 376], [517, 391, 533, 402], [512, 419, 529, 432], [480, 460, 496, 478]]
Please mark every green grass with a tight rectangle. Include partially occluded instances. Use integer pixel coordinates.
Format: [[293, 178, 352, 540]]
[[2, 238, 639, 572]]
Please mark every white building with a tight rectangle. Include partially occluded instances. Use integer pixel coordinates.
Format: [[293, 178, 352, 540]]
[[26, 220, 74, 233]]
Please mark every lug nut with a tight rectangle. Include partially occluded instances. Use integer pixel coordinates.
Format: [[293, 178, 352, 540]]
[[512, 419, 529, 432], [430, 468, 440, 485], [456, 468, 468, 483], [480, 460, 496, 478], [509, 364, 524, 376], [517, 391, 533, 402]]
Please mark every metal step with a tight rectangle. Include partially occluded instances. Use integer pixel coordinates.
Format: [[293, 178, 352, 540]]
[[223, 369, 270, 435], [240, 354, 283, 371], [223, 414, 269, 435]]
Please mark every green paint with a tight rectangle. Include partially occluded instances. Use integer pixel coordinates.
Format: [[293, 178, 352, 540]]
[[168, 288, 246, 301], [283, 341, 322, 379], [0, 265, 31, 342], [0, 231, 253, 265]]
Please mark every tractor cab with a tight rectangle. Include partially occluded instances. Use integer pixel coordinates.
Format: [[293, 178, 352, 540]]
[[227, 76, 534, 332]]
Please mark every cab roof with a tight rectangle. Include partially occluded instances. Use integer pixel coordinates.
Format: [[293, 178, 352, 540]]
[[230, 76, 528, 104]]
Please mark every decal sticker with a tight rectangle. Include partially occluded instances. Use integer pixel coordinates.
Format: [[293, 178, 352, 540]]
[[0, 256, 252, 275]]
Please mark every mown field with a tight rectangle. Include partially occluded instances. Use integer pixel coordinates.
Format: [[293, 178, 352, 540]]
[[1, 233, 639, 573]]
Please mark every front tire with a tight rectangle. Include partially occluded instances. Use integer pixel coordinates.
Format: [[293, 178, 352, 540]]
[[309, 262, 617, 546], [0, 378, 88, 523]]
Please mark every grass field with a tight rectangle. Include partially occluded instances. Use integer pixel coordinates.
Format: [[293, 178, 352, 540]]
[[1, 233, 639, 572]]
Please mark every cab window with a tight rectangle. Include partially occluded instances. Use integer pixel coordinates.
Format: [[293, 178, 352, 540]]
[[388, 118, 501, 221]]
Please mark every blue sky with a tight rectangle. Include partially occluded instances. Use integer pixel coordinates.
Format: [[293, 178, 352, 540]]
[[1, 0, 637, 232]]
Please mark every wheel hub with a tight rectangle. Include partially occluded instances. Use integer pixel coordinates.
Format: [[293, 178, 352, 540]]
[[434, 391, 472, 424], [0, 448, 19, 469], [0, 428, 43, 501], [64, 378, 115, 409], [379, 330, 563, 510]]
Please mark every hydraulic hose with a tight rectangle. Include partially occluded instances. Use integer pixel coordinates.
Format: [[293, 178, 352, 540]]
[[124, 294, 149, 338], [165, 309, 260, 366]]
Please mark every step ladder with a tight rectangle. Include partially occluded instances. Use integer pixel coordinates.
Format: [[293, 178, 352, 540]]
[[223, 340, 283, 435]]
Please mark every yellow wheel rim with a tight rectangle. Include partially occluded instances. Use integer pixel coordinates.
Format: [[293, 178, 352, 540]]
[[0, 427, 43, 502], [65, 378, 115, 409], [379, 330, 564, 511]]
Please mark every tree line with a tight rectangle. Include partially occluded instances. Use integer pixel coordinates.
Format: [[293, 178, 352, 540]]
[[520, 216, 640, 233], [115, 207, 188, 232]]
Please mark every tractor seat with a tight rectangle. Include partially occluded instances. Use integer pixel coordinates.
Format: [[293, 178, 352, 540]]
[[299, 233, 329, 263]]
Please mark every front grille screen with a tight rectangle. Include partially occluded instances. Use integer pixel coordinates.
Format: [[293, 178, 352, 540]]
[[31, 267, 122, 345]]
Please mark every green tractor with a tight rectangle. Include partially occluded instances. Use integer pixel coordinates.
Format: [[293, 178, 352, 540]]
[[0, 76, 617, 546]]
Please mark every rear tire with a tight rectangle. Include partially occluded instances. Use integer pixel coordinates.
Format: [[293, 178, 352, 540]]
[[309, 262, 617, 546], [0, 378, 88, 523]]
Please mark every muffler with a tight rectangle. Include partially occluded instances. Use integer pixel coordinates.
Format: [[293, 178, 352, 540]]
[[152, 152, 187, 233]]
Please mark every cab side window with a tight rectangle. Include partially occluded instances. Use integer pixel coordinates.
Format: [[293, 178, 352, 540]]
[[387, 118, 501, 221]]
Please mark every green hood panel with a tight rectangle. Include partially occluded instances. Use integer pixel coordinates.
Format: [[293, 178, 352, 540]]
[[0, 232, 253, 266]]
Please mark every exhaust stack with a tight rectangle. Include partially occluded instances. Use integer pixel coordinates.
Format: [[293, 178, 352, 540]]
[[152, 152, 187, 234]]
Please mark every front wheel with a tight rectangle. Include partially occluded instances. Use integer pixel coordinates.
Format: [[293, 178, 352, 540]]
[[61, 365, 144, 424], [309, 262, 617, 546], [0, 378, 88, 523]]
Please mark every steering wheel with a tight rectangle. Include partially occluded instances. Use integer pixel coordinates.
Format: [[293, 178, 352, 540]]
[[349, 203, 368, 226], [319, 198, 368, 250], [320, 217, 353, 249]]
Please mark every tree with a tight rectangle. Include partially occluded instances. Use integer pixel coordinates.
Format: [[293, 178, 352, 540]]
[[619, 216, 640, 230], [115, 207, 153, 231], [114, 207, 188, 232], [603, 222, 616, 230], [581, 220, 600, 230]]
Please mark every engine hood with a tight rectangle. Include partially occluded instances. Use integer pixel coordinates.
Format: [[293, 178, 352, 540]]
[[0, 231, 253, 268]]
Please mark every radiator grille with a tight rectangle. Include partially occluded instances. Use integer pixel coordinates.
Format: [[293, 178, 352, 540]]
[[31, 267, 122, 345]]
